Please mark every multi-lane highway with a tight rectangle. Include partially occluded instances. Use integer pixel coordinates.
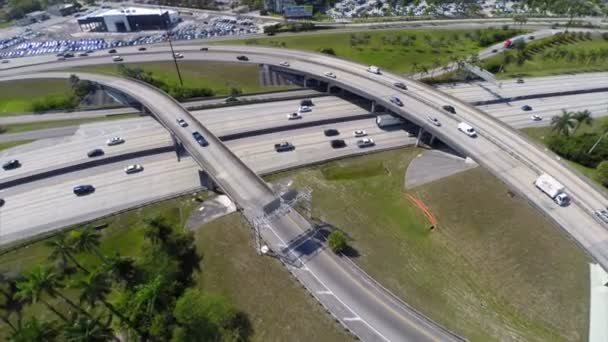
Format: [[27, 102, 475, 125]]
[[2, 44, 608, 341]]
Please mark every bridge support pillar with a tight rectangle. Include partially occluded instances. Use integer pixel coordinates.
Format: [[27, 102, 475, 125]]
[[415, 128, 424, 147], [429, 134, 436, 146], [199, 170, 218, 192], [370, 101, 376, 113], [171, 134, 182, 162]]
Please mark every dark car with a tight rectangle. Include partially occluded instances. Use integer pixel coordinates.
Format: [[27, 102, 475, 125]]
[[324, 129, 340, 137], [517, 78, 525, 84], [138, 47, 147, 51], [64, 53, 74, 58], [274, 142, 294, 152], [2, 159, 21, 170], [390, 96, 403, 107], [200, 47, 209, 51], [521, 105, 533, 111], [236, 55, 249, 61], [394, 82, 408, 90], [108, 49, 117, 54], [330, 139, 346, 149], [300, 99, 314, 107], [225, 96, 239, 103], [491, 49, 498, 53], [73, 185, 95, 196], [87, 149, 104, 158], [192, 131, 209, 147], [442, 105, 456, 114]]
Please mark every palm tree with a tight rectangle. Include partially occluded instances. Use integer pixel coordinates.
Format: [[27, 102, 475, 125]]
[[8, 317, 59, 342], [0, 277, 26, 333], [101, 253, 138, 289], [70, 228, 103, 260], [550, 110, 576, 136], [16, 266, 88, 321], [63, 314, 114, 342], [46, 233, 87, 274], [75, 269, 142, 337], [572, 109, 593, 133]]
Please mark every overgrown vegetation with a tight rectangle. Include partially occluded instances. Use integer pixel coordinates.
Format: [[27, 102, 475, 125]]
[[27, 75, 97, 113], [229, 28, 524, 74], [482, 31, 608, 78]]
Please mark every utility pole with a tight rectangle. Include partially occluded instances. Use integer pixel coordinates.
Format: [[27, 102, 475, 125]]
[[158, 1, 183, 87], [0, 198, 5, 245]]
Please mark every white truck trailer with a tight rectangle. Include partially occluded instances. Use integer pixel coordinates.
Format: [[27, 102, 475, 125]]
[[534, 173, 570, 206]]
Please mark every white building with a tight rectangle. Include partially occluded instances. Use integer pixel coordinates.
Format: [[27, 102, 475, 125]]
[[77, 7, 180, 32]]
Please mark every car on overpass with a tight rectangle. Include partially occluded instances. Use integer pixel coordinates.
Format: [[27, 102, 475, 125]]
[[367, 65, 381, 74], [112, 56, 123, 62], [176, 118, 188, 127], [274, 142, 294, 152], [390, 96, 403, 107], [443, 105, 456, 114], [236, 55, 249, 61], [531, 114, 542, 121], [458, 122, 477, 137], [427, 116, 441, 126], [192, 131, 209, 147], [279, 61, 290, 67], [324, 72, 337, 78], [393, 82, 408, 90], [73, 185, 95, 196]]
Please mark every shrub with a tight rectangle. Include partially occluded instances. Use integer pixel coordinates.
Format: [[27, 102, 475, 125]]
[[596, 161, 608, 186], [319, 47, 336, 55], [328, 231, 347, 254], [547, 133, 608, 168], [31, 95, 78, 112]]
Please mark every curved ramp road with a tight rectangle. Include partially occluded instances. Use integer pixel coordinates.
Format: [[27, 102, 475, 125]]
[[0, 71, 462, 341]]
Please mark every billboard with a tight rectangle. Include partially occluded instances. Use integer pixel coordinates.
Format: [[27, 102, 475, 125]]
[[284, 5, 313, 18]]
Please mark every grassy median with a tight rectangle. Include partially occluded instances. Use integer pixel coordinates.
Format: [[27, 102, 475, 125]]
[[0, 79, 73, 114], [268, 148, 589, 341]]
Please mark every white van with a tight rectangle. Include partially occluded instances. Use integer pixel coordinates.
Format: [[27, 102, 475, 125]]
[[458, 122, 477, 137], [367, 65, 381, 74]]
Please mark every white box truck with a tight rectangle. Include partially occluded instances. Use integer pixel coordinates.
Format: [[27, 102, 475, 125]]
[[458, 122, 477, 137], [534, 173, 570, 206], [376, 114, 405, 128]]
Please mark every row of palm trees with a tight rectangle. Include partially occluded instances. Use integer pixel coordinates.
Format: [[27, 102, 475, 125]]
[[1, 228, 142, 341], [550, 109, 593, 136]]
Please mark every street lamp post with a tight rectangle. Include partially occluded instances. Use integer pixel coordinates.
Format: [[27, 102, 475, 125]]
[[0, 198, 5, 244]]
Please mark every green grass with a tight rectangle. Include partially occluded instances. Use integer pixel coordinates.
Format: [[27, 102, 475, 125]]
[[195, 213, 353, 342], [487, 37, 608, 79], [0, 140, 33, 151], [0, 79, 73, 115], [269, 148, 589, 341], [76, 61, 294, 95], [0, 191, 350, 341], [1, 113, 140, 134], [220, 29, 523, 74]]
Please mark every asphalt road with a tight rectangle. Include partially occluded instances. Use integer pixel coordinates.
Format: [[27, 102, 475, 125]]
[[2, 44, 607, 341]]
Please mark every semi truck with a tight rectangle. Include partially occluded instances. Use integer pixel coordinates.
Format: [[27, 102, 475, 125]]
[[504, 36, 525, 48], [376, 114, 405, 128], [534, 173, 570, 206]]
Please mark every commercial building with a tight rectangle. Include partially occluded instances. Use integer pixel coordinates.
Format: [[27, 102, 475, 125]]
[[25, 10, 50, 23], [77, 7, 179, 32]]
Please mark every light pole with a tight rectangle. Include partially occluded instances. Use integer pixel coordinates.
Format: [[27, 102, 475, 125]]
[[0, 198, 5, 244], [158, 1, 184, 87]]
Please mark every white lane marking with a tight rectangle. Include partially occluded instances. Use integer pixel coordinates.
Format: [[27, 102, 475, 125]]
[[344, 317, 362, 321], [316, 290, 333, 295]]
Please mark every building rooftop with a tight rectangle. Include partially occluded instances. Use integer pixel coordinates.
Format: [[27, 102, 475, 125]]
[[84, 7, 176, 18]]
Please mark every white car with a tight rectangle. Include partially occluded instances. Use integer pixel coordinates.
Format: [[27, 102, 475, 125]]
[[427, 116, 441, 126], [106, 137, 125, 146], [531, 114, 542, 121], [176, 118, 188, 127], [367, 65, 380, 74], [287, 112, 302, 120], [279, 61, 290, 67], [124, 164, 143, 174], [174, 53, 184, 59], [357, 138, 375, 148], [324, 72, 337, 78], [112, 55, 123, 62], [353, 130, 367, 137], [298, 106, 311, 113]]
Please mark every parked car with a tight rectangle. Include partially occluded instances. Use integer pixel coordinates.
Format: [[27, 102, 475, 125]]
[[442, 105, 456, 114], [298, 105, 311, 113], [357, 138, 375, 148], [324, 72, 337, 78], [531, 114, 542, 121], [73, 185, 95, 196], [324, 129, 339, 137], [394, 82, 408, 90], [427, 116, 441, 126], [236, 55, 249, 61], [2, 159, 20, 170], [279, 61, 290, 67], [521, 105, 533, 111], [106, 137, 125, 146], [330, 139, 346, 148], [287, 112, 302, 120], [192, 131, 209, 147], [274, 142, 294, 152], [87, 149, 104, 158], [124, 164, 144, 174], [390, 96, 403, 107], [353, 130, 367, 137], [176, 118, 188, 127]]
